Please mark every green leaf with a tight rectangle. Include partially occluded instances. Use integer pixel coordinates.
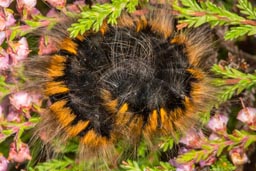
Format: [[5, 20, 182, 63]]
[[173, 0, 256, 40], [120, 160, 143, 171], [237, 0, 256, 19], [211, 65, 256, 102], [176, 150, 197, 163], [68, 0, 139, 38], [210, 155, 236, 171], [217, 144, 226, 156], [29, 157, 79, 171], [181, 0, 202, 11], [160, 137, 174, 152], [225, 25, 256, 40]]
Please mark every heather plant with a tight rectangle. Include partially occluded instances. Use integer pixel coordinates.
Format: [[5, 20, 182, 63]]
[[0, 0, 256, 171]]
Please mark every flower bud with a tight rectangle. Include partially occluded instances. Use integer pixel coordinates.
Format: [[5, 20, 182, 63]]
[[207, 114, 228, 133], [237, 107, 256, 130]]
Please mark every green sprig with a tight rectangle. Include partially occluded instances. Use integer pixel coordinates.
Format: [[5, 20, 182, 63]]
[[176, 130, 256, 164], [211, 64, 256, 102], [0, 75, 10, 96], [29, 157, 79, 171], [68, 0, 139, 38], [120, 160, 175, 171], [237, 0, 256, 19], [173, 0, 256, 40], [210, 155, 236, 171], [159, 137, 174, 152], [0, 117, 39, 143]]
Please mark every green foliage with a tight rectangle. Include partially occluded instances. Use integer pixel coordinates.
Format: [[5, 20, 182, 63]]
[[176, 130, 256, 164], [224, 25, 256, 40], [29, 157, 80, 171], [173, 0, 256, 40], [68, 0, 139, 37], [211, 64, 256, 102], [237, 0, 256, 19], [159, 137, 174, 152], [210, 155, 236, 171], [0, 117, 39, 143], [120, 160, 175, 171], [0, 75, 10, 97], [9, 15, 58, 41]]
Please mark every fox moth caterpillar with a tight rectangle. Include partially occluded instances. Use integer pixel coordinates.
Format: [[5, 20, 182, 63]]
[[25, 6, 216, 168]]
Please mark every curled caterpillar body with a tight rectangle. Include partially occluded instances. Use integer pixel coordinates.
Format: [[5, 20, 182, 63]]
[[26, 8, 215, 165]]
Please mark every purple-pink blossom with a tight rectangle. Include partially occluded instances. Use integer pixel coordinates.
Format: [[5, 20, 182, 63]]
[[38, 36, 57, 55], [66, 0, 84, 12], [207, 114, 228, 133], [16, 0, 39, 18], [169, 159, 195, 171], [0, 105, 3, 121], [16, 0, 37, 11], [237, 107, 256, 130], [0, 31, 5, 45], [176, 164, 195, 171], [8, 142, 32, 163], [8, 37, 30, 64], [229, 147, 249, 165], [30, 92, 42, 106], [0, 49, 9, 70], [0, 0, 13, 7], [179, 129, 207, 148], [0, 155, 8, 171], [209, 133, 221, 141], [45, 0, 66, 9], [6, 109, 21, 122], [9, 91, 32, 110], [199, 154, 216, 167], [46, 8, 58, 17], [0, 9, 16, 31]]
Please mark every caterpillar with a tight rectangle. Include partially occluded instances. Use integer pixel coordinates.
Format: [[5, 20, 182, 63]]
[[25, 6, 215, 168]]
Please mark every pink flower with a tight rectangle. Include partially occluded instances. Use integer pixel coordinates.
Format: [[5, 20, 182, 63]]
[[0, 155, 9, 171], [46, 8, 58, 17], [199, 154, 216, 167], [0, 49, 9, 70], [0, 0, 13, 7], [207, 114, 228, 133], [16, 0, 36, 11], [6, 110, 21, 122], [45, 0, 66, 9], [38, 36, 57, 55], [0, 105, 3, 121], [0, 31, 5, 45], [237, 107, 256, 130], [8, 142, 32, 163], [209, 133, 221, 141], [16, 0, 38, 18], [8, 37, 30, 64], [169, 159, 195, 171], [176, 164, 195, 171], [29, 7, 40, 16], [4, 10, 15, 27], [30, 92, 42, 106], [229, 148, 249, 165], [179, 129, 207, 148], [0, 9, 16, 31], [66, 0, 84, 12], [96, 0, 110, 3], [9, 91, 32, 110]]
